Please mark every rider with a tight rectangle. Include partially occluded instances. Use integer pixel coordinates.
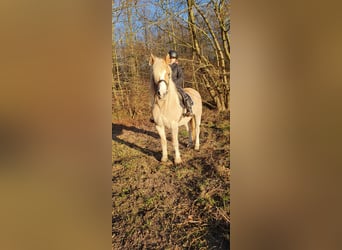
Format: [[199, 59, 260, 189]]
[[168, 50, 193, 116]]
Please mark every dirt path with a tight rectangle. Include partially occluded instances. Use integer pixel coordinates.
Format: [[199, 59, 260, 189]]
[[112, 110, 230, 249]]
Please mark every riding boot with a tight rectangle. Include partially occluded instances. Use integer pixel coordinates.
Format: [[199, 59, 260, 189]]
[[184, 99, 193, 116]]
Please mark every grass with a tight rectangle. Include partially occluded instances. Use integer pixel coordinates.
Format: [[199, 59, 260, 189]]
[[112, 107, 230, 249]]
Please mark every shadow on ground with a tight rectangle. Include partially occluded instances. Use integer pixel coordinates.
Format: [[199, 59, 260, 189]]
[[112, 123, 160, 161]]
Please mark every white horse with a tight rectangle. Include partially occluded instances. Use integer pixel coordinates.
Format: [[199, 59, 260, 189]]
[[149, 53, 202, 164]]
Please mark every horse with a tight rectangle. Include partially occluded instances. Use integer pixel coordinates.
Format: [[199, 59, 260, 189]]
[[149, 53, 202, 164]]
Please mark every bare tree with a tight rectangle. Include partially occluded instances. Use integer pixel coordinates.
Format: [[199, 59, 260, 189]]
[[112, 0, 230, 114], [187, 0, 230, 111]]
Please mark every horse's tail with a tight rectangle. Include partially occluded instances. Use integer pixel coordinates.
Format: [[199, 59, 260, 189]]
[[191, 116, 196, 142]]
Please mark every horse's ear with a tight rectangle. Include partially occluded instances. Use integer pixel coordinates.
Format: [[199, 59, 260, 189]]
[[149, 54, 155, 66], [165, 53, 171, 64]]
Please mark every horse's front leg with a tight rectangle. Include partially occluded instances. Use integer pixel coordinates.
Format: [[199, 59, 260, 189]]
[[171, 123, 182, 164], [155, 125, 168, 162]]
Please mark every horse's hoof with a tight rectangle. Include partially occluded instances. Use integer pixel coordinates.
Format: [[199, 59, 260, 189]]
[[161, 157, 168, 162], [174, 158, 182, 165], [195, 146, 200, 151]]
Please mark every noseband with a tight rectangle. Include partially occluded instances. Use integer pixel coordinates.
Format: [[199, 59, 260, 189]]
[[155, 79, 169, 96], [156, 79, 168, 86]]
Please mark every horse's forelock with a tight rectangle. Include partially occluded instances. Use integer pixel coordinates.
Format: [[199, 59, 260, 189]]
[[152, 57, 170, 81]]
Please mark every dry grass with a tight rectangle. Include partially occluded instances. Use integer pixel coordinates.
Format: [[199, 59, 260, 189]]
[[112, 89, 230, 249]]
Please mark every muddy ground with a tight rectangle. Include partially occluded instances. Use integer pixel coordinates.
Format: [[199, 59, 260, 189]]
[[112, 94, 230, 249]]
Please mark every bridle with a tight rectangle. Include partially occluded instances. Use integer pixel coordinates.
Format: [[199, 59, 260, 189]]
[[156, 79, 168, 88], [151, 63, 171, 98], [154, 78, 169, 97]]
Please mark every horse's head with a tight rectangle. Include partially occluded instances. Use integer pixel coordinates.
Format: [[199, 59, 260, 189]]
[[149, 53, 172, 99]]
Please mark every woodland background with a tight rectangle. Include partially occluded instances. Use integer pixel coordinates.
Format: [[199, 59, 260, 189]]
[[112, 0, 230, 117]]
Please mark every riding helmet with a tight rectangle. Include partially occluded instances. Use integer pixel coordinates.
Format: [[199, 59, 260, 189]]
[[168, 50, 178, 59]]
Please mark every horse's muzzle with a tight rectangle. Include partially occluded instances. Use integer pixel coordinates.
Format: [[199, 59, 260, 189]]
[[157, 89, 168, 99], [157, 92, 165, 99], [156, 79, 168, 99]]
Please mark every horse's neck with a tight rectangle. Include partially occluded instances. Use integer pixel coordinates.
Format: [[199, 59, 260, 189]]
[[167, 80, 178, 102]]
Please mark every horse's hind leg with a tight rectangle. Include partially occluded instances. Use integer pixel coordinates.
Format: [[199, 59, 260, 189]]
[[156, 125, 168, 162], [194, 115, 201, 150], [186, 121, 193, 148]]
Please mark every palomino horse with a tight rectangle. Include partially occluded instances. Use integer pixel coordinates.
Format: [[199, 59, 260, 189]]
[[149, 53, 202, 164]]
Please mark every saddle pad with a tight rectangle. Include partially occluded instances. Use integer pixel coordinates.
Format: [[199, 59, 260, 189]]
[[185, 93, 194, 105], [177, 91, 194, 108]]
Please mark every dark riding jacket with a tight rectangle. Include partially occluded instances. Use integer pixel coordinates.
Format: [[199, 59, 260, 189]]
[[170, 62, 193, 107], [170, 62, 183, 89]]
